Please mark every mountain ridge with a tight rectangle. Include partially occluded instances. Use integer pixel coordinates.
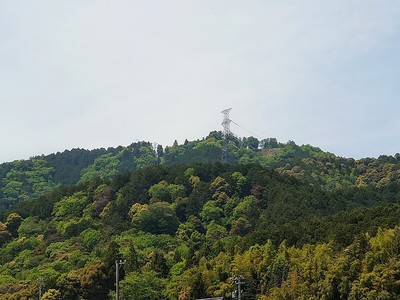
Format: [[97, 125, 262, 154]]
[[1, 132, 399, 210]]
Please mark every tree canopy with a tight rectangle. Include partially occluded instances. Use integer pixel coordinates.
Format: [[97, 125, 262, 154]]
[[0, 134, 400, 298]]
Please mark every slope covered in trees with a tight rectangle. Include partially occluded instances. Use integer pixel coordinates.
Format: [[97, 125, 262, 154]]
[[0, 142, 157, 210], [1, 132, 400, 211], [0, 162, 400, 299]]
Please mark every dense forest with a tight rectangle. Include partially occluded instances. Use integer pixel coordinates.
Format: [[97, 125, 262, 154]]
[[0, 133, 400, 299], [1, 132, 400, 210]]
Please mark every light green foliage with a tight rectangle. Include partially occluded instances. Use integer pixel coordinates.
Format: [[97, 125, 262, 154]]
[[200, 200, 223, 223], [56, 217, 92, 237], [231, 171, 247, 194], [233, 195, 257, 220], [119, 231, 178, 253], [165, 267, 206, 300], [206, 221, 228, 242], [175, 221, 204, 245], [1, 134, 400, 214], [79, 228, 102, 251], [45, 241, 71, 260], [189, 174, 201, 188], [22, 266, 59, 284], [130, 202, 179, 234], [1, 159, 57, 205], [53, 192, 89, 219], [210, 176, 229, 195], [135, 146, 158, 169], [369, 227, 399, 261], [17, 217, 45, 238], [120, 270, 165, 300], [163, 137, 222, 165], [52, 192, 92, 237], [67, 249, 90, 269], [80, 153, 122, 182], [25, 159, 58, 195], [239, 153, 252, 165], [45, 241, 89, 269], [14, 249, 40, 270], [184, 167, 195, 177], [193, 137, 222, 150], [79, 142, 157, 183], [1, 236, 42, 262], [170, 261, 186, 277], [149, 180, 186, 203], [0, 274, 15, 285], [2, 180, 24, 201], [41, 289, 61, 300]]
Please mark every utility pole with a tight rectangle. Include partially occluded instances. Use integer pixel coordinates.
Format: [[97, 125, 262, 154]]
[[37, 278, 45, 300], [115, 259, 126, 300], [233, 275, 245, 300]]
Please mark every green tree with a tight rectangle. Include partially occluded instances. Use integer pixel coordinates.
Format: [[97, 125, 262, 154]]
[[41, 289, 61, 300], [17, 216, 45, 238], [79, 261, 108, 299], [79, 153, 121, 182], [144, 249, 169, 277], [0, 221, 12, 246], [200, 200, 223, 223], [206, 221, 228, 242], [125, 241, 139, 273], [53, 192, 88, 219], [131, 202, 179, 234], [102, 240, 122, 290], [149, 181, 186, 203], [5, 213, 22, 237], [79, 228, 102, 251], [120, 270, 164, 300]]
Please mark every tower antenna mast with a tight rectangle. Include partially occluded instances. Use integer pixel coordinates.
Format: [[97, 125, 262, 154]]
[[221, 108, 232, 163]]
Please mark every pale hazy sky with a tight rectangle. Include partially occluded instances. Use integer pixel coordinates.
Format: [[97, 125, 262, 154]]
[[1, 1, 399, 163]]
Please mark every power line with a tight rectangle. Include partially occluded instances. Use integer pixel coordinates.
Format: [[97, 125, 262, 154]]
[[221, 108, 265, 162], [230, 119, 263, 140]]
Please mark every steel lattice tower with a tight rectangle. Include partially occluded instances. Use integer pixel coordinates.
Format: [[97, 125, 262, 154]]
[[221, 108, 232, 163]]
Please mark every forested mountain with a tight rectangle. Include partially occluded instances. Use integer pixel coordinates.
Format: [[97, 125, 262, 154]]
[[0, 142, 157, 210], [0, 133, 400, 299], [1, 132, 400, 210]]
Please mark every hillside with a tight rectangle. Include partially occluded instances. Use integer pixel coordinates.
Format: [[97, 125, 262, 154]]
[[0, 134, 400, 299], [0, 163, 400, 298], [1, 132, 400, 210]]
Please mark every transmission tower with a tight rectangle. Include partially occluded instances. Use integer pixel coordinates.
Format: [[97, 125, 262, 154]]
[[221, 108, 232, 136], [221, 108, 232, 163]]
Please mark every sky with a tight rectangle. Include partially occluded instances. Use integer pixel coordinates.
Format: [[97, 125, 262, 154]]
[[1, 1, 400, 163]]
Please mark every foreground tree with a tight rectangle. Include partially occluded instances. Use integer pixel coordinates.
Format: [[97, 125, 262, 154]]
[[120, 270, 164, 300]]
